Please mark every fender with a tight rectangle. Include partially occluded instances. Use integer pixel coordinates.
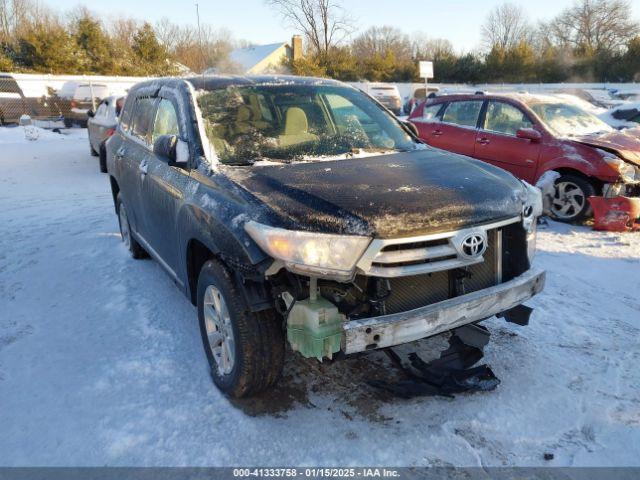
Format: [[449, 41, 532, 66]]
[[176, 199, 272, 305], [536, 139, 620, 183]]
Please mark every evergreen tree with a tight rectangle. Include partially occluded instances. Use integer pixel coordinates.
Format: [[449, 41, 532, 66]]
[[74, 16, 114, 74], [0, 45, 13, 70], [620, 36, 640, 81], [16, 23, 81, 73], [132, 22, 173, 75]]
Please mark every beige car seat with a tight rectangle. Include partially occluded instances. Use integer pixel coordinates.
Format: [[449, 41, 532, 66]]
[[278, 107, 318, 147], [234, 105, 253, 135], [247, 96, 270, 130]]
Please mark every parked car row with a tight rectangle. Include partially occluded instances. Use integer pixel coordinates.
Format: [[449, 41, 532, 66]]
[[101, 75, 545, 398], [0, 73, 130, 126], [87, 95, 125, 172], [61, 83, 111, 128], [362, 83, 403, 115], [408, 92, 640, 222]]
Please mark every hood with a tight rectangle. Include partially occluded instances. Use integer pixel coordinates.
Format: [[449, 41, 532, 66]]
[[572, 130, 640, 166], [223, 149, 526, 238]]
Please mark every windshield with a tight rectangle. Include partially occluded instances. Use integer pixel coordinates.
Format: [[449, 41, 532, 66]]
[[195, 84, 418, 165], [529, 102, 613, 137]]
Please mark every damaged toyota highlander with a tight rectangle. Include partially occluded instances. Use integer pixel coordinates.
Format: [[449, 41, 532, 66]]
[[106, 75, 545, 398]]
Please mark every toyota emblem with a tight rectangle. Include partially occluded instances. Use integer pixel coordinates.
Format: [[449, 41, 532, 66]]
[[460, 233, 487, 258]]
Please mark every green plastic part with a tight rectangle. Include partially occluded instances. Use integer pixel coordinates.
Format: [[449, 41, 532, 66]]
[[286, 297, 345, 361]]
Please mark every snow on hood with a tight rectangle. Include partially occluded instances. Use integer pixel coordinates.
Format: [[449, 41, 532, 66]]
[[222, 149, 526, 238]]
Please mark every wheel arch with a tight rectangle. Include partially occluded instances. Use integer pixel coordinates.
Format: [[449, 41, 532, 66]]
[[537, 166, 604, 195], [109, 176, 120, 212], [178, 204, 272, 307], [186, 237, 219, 305]]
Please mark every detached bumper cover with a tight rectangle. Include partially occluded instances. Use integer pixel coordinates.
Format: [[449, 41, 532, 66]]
[[343, 268, 546, 354]]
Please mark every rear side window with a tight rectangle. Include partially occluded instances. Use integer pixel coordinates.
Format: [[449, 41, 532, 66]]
[[130, 97, 157, 143], [483, 101, 532, 135], [422, 103, 443, 121], [119, 95, 135, 131], [442, 101, 483, 127], [152, 99, 180, 144], [95, 102, 107, 117]]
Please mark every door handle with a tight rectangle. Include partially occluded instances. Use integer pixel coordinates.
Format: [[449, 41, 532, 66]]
[[477, 137, 490, 145], [139, 160, 148, 175], [432, 130, 443, 136], [115, 146, 125, 160]]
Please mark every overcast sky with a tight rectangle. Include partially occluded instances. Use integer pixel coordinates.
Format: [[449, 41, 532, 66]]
[[55, 0, 640, 51]]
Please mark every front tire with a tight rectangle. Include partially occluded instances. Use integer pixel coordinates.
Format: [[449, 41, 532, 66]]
[[550, 174, 596, 222], [116, 193, 146, 259], [197, 259, 284, 398]]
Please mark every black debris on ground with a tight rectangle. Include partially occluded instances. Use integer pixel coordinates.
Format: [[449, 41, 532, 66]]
[[368, 325, 501, 399]]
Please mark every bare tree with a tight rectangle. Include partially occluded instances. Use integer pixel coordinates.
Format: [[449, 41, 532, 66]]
[[266, 0, 352, 57], [0, 0, 57, 41], [155, 18, 235, 73], [550, 0, 639, 53], [412, 35, 455, 60], [481, 2, 532, 50], [352, 26, 412, 60]]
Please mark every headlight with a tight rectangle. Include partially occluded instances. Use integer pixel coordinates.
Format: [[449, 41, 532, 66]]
[[245, 221, 371, 281], [521, 181, 542, 232], [603, 155, 637, 183]]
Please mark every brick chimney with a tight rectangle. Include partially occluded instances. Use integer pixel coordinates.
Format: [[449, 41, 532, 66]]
[[291, 35, 303, 61]]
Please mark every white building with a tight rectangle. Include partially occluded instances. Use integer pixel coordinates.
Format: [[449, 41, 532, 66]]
[[229, 35, 303, 75]]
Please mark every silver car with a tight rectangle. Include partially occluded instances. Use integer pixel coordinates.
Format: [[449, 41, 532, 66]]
[[87, 95, 124, 173]]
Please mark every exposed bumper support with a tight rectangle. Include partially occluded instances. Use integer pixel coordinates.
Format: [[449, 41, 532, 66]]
[[343, 268, 546, 354]]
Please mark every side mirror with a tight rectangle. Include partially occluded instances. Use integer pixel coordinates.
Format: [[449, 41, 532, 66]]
[[516, 128, 542, 142], [402, 120, 419, 137], [86, 109, 95, 118], [153, 134, 188, 167]]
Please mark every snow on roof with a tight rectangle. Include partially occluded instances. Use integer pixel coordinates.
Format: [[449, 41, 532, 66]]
[[230, 42, 287, 72]]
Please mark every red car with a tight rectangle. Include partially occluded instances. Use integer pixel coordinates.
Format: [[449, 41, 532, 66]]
[[408, 93, 640, 221]]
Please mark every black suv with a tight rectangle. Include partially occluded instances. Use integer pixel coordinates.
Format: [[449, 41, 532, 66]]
[[107, 75, 545, 398]]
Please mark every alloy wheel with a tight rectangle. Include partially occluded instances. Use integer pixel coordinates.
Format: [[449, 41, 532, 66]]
[[551, 181, 586, 220], [203, 285, 236, 376]]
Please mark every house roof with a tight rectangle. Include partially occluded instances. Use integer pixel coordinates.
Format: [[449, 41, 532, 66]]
[[229, 42, 286, 72]]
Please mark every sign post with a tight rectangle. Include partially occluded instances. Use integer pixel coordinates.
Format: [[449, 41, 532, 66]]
[[419, 60, 434, 93]]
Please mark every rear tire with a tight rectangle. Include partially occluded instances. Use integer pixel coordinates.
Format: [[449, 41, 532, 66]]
[[197, 259, 285, 398], [116, 193, 146, 259], [90, 143, 99, 156], [63, 118, 73, 128], [550, 174, 596, 223], [99, 143, 107, 173]]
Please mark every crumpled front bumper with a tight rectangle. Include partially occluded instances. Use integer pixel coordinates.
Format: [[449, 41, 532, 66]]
[[342, 268, 546, 354]]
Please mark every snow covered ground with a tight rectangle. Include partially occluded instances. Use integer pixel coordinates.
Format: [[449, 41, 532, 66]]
[[0, 127, 639, 467]]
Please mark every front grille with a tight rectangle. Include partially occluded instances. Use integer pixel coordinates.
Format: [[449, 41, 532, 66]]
[[385, 271, 450, 314], [383, 229, 502, 315], [357, 217, 518, 279], [464, 229, 501, 292]]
